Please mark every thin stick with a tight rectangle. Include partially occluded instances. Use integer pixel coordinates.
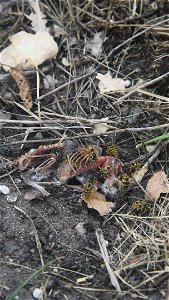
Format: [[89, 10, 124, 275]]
[[2, 122, 169, 146], [36, 71, 95, 101], [36, 67, 41, 117], [14, 206, 44, 267], [104, 16, 169, 62], [0, 116, 117, 125], [117, 71, 169, 103]]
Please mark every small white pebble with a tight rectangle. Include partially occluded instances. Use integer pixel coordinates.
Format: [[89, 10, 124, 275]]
[[62, 57, 71, 67], [6, 194, 18, 203], [75, 222, 86, 237], [76, 175, 85, 183], [0, 185, 10, 195], [105, 240, 109, 247], [33, 288, 42, 299], [151, 2, 158, 10], [53, 268, 58, 273], [14, 178, 21, 184], [124, 79, 131, 87]]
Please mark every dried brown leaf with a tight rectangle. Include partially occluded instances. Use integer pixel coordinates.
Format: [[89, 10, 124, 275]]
[[10, 67, 32, 110], [146, 170, 169, 201], [82, 190, 115, 216]]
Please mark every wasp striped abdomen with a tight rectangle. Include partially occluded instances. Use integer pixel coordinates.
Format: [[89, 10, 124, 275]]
[[118, 172, 131, 189], [123, 161, 143, 176], [131, 199, 153, 215], [103, 139, 119, 158]]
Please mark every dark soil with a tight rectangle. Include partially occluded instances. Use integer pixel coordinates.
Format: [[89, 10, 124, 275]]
[[1, 1, 169, 299]]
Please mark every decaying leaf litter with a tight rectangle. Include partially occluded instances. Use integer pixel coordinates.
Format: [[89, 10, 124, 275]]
[[1, 0, 169, 299]]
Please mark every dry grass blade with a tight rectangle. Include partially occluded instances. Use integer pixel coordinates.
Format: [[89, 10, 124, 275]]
[[21, 173, 50, 197], [3, 123, 169, 147], [14, 206, 44, 267], [96, 229, 121, 293]]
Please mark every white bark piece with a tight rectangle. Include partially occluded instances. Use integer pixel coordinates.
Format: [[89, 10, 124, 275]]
[[86, 32, 103, 57], [1, 31, 58, 71], [96, 72, 129, 94], [27, 0, 47, 32], [93, 117, 109, 134]]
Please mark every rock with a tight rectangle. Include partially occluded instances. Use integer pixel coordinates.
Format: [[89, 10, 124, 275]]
[[33, 288, 42, 299], [0, 185, 10, 195], [75, 222, 86, 237], [6, 192, 18, 203]]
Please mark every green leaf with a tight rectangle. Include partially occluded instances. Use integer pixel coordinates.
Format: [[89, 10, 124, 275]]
[[136, 133, 169, 149]]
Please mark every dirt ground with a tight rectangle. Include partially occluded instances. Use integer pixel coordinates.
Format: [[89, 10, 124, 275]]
[[1, 1, 169, 299]]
